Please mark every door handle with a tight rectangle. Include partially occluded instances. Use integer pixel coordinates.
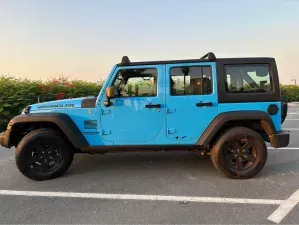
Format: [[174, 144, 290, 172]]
[[196, 102, 212, 107], [145, 104, 161, 108]]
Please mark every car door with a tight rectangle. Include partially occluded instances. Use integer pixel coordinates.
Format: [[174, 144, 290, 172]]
[[165, 62, 218, 144], [100, 65, 165, 144]]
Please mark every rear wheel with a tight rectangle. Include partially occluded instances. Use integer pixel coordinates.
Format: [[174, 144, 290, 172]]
[[16, 128, 74, 181], [211, 127, 267, 179]]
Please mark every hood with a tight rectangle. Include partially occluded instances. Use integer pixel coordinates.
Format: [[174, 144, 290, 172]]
[[29, 97, 97, 112]]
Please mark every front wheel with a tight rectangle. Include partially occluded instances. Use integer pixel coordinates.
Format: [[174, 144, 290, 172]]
[[16, 128, 74, 181], [211, 127, 267, 179]]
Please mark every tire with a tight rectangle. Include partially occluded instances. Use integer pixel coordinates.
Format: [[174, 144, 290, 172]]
[[16, 128, 74, 181], [210, 127, 267, 179]]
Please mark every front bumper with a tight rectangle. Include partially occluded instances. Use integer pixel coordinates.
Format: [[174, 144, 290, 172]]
[[0, 130, 11, 148], [269, 130, 290, 148]]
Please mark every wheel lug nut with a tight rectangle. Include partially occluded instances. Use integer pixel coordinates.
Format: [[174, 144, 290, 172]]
[[234, 154, 237, 157]]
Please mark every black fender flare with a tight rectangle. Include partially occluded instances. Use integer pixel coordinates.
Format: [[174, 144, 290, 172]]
[[197, 111, 277, 146], [281, 89, 288, 124], [7, 113, 89, 148]]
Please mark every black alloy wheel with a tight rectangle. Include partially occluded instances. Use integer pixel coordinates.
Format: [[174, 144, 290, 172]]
[[225, 138, 257, 170], [16, 128, 74, 181], [28, 140, 64, 173], [211, 127, 267, 179]]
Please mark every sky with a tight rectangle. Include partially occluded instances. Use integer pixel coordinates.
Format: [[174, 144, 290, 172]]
[[0, 0, 298, 84]]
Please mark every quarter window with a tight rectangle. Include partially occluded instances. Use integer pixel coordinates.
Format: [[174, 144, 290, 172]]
[[224, 64, 273, 93], [112, 68, 158, 97], [170, 66, 212, 95]]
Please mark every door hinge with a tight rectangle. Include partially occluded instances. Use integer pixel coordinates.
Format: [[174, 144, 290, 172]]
[[167, 128, 176, 134], [101, 109, 111, 115], [166, 108, 176, 114], [102, 129, 111, 135]]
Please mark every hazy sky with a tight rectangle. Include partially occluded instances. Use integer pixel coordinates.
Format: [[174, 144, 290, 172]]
[[0, 0, 298, 84]]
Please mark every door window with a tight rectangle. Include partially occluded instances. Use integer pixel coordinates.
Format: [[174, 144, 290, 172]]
[[170, 66, 212, 95], [112, 68, 158, 97]]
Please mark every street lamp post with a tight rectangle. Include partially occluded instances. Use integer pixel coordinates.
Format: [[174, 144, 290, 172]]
[[291, 79, 297, 85]]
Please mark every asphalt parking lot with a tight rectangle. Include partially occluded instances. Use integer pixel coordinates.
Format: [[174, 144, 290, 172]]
[[1, 107, 299, 224]]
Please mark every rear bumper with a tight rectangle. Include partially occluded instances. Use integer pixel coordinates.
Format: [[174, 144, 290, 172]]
[[269, 130, 290, 148], [0, 130, 11, 148]]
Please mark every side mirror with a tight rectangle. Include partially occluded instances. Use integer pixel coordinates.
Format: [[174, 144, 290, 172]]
[[104, 86, 114, 107], [106, 86, 114, 99]]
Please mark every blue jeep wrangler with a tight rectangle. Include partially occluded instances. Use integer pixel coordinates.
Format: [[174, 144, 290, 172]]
[[0, 52, 290, 180]]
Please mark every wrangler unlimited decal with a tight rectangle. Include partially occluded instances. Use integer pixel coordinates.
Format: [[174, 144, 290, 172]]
[[37, 104, 75, 109]]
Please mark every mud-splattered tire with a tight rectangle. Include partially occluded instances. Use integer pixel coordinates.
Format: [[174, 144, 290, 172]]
[[16, 128, 74, 181], [211, 127, 267, 179]]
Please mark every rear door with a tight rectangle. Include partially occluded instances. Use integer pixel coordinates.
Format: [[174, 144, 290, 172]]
[[165, 62, 218, 144]]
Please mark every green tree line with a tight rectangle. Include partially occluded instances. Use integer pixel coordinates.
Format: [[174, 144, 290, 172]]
[[0, 75, 298, 130], [0, 76, 103, 130]]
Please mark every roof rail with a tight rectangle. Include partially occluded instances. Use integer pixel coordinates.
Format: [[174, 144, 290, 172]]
[[120, 52, 216, 65], [200, 52, 216, 60]]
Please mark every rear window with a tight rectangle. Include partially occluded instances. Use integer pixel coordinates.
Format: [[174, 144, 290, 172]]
[[224, 64, 273, 93]]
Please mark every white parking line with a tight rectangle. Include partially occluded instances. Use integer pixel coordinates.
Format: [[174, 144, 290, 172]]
[[268, 189, 299, 223], [0, 190, 283, 205], [1, 189, 299, 223], [282, 128, 299, 130], [268, 147, 299, 150], [288, 113, 299, 115], [286, 119, 299, 120]]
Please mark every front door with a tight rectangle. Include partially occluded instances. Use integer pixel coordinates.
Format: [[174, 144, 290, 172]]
[[165, 62, 218, 144], [100, 65, 165, 144]]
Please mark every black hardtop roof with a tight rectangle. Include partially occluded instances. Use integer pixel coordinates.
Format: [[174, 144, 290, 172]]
[[117, 52, 274, 67]]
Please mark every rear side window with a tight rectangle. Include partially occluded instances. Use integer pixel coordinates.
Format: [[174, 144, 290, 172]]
[[224, 64, 273, 93], [170, 66, 212, 95]]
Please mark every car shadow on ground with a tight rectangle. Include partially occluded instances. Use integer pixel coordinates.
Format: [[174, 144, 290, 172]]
[[64, 150, 299, 181], [68, 152, 216, 176]]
